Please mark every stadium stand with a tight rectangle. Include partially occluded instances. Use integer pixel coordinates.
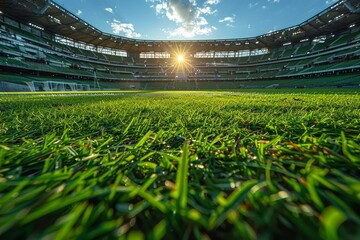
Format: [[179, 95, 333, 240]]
[[0, 0, 359, 91]]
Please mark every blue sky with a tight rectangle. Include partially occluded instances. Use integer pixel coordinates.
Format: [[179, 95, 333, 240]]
[[53, 0, 339, 40]]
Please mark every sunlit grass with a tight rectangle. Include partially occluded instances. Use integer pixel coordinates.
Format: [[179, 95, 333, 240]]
[[0, 90, 359, 239]]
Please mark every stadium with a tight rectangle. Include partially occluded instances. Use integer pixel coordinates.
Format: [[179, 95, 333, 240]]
[[0, 0, 360, 239], [0, 0, 359, 90]]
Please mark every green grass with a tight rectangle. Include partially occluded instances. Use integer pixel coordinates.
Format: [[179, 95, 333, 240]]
[[0, 90, 359, 239]]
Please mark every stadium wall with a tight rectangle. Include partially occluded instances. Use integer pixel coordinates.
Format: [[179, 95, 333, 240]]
[[0, 3, 360, 91]]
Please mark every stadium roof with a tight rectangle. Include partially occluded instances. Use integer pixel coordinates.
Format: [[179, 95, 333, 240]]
[[0, 0, 360, 53]]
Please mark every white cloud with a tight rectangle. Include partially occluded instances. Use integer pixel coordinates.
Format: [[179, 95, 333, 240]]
[[219, 16, 235, 23], [146, 0, 219, 38], [206, 0, 220, 5], [76, 10, 82, 16], [165, 25, 216, 38], [325, 0, 337, 4], [196, 17, 208, 26], [110, 19, 141, 38], [166, 0, 200, 23], [105, 8, 113, 14], [199, 6, 217, 15], [155, 2, 167, 14], [219, 15, 235, 28]]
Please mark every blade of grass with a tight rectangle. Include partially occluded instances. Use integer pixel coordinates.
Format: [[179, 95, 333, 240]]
[[175, 143, 189, 212]]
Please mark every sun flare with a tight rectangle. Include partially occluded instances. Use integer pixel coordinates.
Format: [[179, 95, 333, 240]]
[[177, 54, 184, 63]]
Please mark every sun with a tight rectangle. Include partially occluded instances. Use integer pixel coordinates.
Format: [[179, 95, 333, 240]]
[[177, 54, 184, 63]]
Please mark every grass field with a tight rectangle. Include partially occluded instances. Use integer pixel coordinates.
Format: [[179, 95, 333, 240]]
[[0, 90, 359, 239]]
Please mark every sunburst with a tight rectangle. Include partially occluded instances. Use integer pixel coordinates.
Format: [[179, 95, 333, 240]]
[[164, 45, 195, 79], [177, 54, 184, 63]]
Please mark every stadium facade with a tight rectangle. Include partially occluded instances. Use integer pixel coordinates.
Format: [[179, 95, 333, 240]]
[[0, 0, 360, 91]]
